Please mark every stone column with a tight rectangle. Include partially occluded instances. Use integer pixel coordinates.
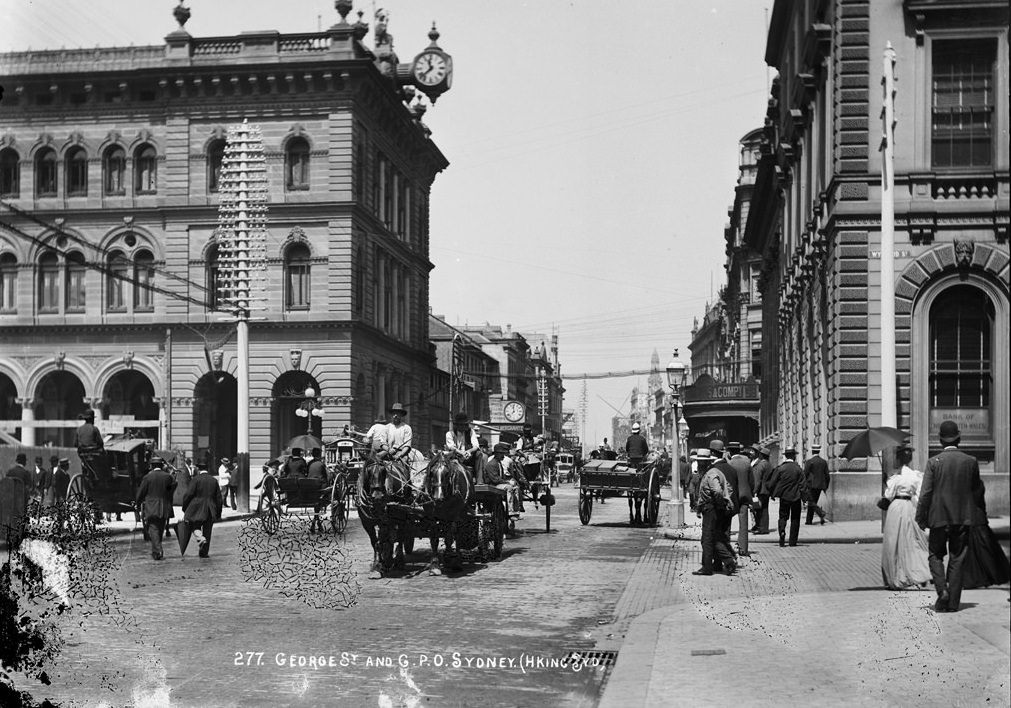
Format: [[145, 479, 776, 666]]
[[18, 397, 35, 447]]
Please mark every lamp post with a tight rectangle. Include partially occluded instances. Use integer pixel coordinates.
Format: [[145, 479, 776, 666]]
[[294, 386, 324, 436], [665, 350, 688, 528]]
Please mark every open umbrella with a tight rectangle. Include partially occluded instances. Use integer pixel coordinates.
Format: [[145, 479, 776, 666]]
[[287, 434, 323, 452], [840, 427, 908, 460]]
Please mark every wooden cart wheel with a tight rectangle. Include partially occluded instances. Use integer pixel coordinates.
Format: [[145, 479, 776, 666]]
[[330, 478, 348, 534], [645, 467, 662, 527], [260, 488, 281, 535], [578, 489, 593, 525]]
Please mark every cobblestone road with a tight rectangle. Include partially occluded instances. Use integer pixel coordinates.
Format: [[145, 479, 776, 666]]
[[16, 485, 661, 708]]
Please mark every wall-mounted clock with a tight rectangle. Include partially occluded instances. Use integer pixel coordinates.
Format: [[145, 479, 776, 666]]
[[503, 400, 525, 423]]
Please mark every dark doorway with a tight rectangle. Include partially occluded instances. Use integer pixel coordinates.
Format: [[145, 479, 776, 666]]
[[193, 372, 238, 469], [272, 370, 322, 453], [102, 370, 159, 442], [0, 373, 20, 441], [33, 371, 86, 447]]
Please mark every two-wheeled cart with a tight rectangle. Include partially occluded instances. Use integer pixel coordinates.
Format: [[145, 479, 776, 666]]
[[577, 458, 662, 527]]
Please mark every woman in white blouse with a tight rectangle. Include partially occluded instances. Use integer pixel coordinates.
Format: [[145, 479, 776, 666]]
[[881, 444, 931, 590]]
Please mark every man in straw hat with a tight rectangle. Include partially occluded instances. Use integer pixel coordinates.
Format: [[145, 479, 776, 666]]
[[382, 402, 413, 462], [768, 446, 807, 547], [803, 443, 830, 525], [916, 420, 988, 613], [624, 422, 649, 468]]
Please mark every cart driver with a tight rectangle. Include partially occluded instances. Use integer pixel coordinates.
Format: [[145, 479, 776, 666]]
[[363, 415, 388, 460], [381, 402, 413, 463], [445, 412, 480, 475], [485, 442, 522, 514], [514, 424, 537, 453], [74, 408, 109, 483], [625, 423, 650, 468]]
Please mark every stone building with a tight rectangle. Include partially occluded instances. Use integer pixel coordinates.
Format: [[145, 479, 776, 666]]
[[746, 0, 1009, 518], [0, 4, 453, 495]]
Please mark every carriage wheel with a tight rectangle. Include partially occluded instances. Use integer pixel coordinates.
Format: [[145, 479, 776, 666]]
[[578, 489, 593, 525], [330, 480, 348, 534], [65, 474, 92, 532], [645, 467, 662, 527], [260, 490, 281, 535]]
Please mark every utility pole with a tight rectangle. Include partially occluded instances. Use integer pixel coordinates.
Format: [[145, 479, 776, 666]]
[[216, 119, 268, 513], [880, 43, 897, 430]]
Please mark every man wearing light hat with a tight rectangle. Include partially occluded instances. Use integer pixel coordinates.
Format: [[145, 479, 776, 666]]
[[382, 402, 413, 462], [484, 442, 521, 513], [803, 444, 830, 525], [691, 449, 737, 576], [624, 422, 650, 468]]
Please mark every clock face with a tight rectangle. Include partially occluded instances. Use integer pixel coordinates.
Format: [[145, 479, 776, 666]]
[[414, 52, 449, 87], [503, 401, 525, 423]]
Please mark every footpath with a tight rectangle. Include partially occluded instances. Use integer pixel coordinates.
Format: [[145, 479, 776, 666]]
[[597, 507, 1011, 708]]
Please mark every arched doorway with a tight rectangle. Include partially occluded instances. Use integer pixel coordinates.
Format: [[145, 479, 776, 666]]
[[102, 370, 159, 442], [193, 372, 238, 468], [272, 370, 322, 453], [33, 371, 86, 447], [0, 373, 20, 441]]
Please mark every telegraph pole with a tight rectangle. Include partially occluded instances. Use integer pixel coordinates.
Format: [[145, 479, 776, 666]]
[[880, 43, 897, 430], [216, 119, 268, 512]]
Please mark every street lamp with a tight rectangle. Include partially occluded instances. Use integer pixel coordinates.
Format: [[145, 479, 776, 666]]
[[295, 386, 325, 435], [665, 350, 688, 528]]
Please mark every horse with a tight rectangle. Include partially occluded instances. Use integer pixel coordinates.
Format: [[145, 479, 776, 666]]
[[356, 454, 415, 579], [423, 451, 474, 575], [628, 451, 664, 525]]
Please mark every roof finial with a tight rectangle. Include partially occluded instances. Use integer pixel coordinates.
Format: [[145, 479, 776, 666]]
[[173, 1, 191, 30]]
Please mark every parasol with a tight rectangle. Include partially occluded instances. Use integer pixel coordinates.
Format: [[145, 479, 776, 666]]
[[840, 427, 908, 460], [287, 434, 323, 452]]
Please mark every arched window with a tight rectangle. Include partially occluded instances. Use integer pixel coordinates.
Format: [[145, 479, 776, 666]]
[[64, 251, 86, 312], [284, 242, 311, 310], [929, 284, 993, 409], [207, 139, 225, 193], [107, 250, 128, 311], [38, 251, 59, 312], [133, 249, 154, 311], [104, 146, 126, 195], [285, 137, 310, 191], [35, 148, 57, 197], [0, 252, 17, 311], [65, 146, 88, 196], [0, 148, 20, 197], [206, 243, 223, 311], [134, 144, 156, 193]]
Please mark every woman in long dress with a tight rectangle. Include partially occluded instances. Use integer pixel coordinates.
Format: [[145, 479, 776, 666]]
[[881, 445, 931, 590]]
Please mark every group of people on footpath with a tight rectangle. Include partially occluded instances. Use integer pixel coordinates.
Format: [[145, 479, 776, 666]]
[[880, 420, 1009, 611], [2, 453, 72, 509], [689, 439, 832, 576]]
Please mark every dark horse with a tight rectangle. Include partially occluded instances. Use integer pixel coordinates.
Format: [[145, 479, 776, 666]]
[[424, 451, 474, 575], [356, 456, 414, 579]]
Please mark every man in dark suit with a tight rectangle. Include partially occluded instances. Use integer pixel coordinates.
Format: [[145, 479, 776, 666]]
[[4, 452, 34, 506], [915, 420, 988, 613], [136, 456, 176, 561], [708, 440, 738, 562], [727, 442, 755, 556], [803, 444, 830, 525], [750, 447, 773, 534], [768, 447, 807, 547], [183, 463, 224, 558]]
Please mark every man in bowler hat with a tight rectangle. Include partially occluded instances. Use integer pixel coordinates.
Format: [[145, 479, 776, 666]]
[[915, 421, 987, 613], [182, 462, 223, 558], [750, 447, 773, 534], [768, 446, 807, 547], [136, 457, 176, 561]]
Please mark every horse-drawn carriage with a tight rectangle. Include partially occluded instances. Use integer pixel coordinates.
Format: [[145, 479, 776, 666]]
[[256, 436, 359, 535], [70, 437, 158, 520], [508, 449, 556, 532], [358, 450, 509, 577], [578, 455, 664, 526]]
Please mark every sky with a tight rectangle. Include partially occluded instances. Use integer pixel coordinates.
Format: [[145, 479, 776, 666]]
[[1, 0, 772, 450]]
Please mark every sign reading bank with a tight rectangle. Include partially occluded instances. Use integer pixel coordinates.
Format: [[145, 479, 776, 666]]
[[929, 409, 990, 445]]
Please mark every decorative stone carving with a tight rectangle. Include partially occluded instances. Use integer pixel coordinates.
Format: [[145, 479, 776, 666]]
[[211, 350, 224, 371], [123, 351, 134, 368], [55, 351, 65, 369], [954, 240, 974, 268], [290, 349, 303, 370]]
